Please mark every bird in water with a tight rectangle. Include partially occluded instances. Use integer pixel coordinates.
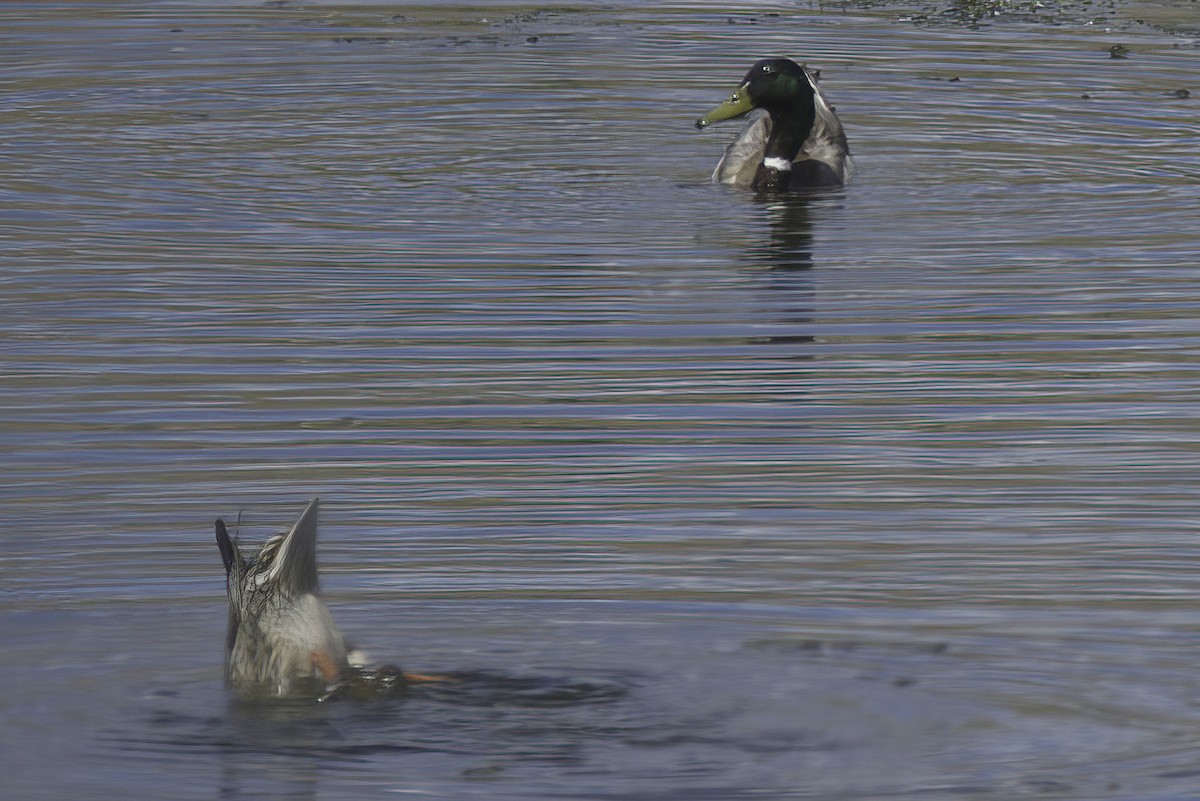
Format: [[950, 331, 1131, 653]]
[[696, 57, 851, 191], [215, 498, 443, 699]]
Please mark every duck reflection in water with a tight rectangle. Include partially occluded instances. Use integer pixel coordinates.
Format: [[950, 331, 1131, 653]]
[[750, 194, 821, 273], [741, 195, 823, 346], [215, 497, 445, 700]]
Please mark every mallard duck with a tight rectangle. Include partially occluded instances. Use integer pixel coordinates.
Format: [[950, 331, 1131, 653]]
[[696, 58, 851, 191], [216, 498, 445, 697]]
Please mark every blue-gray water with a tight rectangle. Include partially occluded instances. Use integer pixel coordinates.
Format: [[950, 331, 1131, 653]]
[[4, 1, 1200, 799]]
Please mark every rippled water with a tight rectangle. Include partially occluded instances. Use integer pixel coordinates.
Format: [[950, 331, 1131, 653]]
[[4, 1, 1200, 798]]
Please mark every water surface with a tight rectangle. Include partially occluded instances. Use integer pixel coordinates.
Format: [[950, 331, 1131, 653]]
[[3, 1, 1200, 799]]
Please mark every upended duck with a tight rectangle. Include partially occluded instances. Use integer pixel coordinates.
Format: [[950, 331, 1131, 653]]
[[696, 57, 851, 191], [216, 498, 444, 698]]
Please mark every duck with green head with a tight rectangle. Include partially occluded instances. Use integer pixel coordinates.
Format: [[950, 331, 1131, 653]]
[[696, 58, 851, 191]]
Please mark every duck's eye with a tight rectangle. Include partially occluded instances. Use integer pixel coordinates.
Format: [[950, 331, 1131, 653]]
[[761, 65, 773, 73]]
